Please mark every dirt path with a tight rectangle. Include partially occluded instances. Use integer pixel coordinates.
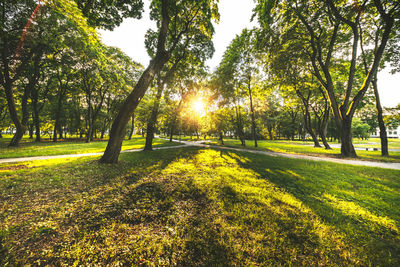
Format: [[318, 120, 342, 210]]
[[1, 141, 399, 171]]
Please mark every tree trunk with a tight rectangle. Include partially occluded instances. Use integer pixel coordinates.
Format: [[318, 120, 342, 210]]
[[248, 76, 257, 147], [305, 111, 321, 147], [235, 105, 245, 146], [340, 119, 356, 157], [219, 131, 224, 145], [32, 97, 41, 142], [53, 93, 63, 142], [144, 82, 163, 151], [319, 124, 331, 149], [4, 79, 26, 146], [128, 113, 135, 140], [100, 53, 170, 163], [372, 75, 388, 156], [59, 128, 63, 140], [319, 108, 331, 149], [86, 123, 93, 143]]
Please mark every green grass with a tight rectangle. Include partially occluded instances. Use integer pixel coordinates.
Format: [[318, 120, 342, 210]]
[[1, 147, 399, 265], [352, 137, 400, 149], [205, 138, 400, 163], [0, 135, 180, 159]]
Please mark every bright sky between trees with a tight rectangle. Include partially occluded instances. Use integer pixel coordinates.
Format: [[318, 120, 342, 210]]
[[99, 0, 400, 108]]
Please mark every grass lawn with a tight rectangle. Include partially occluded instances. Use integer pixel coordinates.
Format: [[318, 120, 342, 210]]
[[0, 135, 180, 159], [352, 137, 400, 149], [1, 147, 399, 265], [205, 138, 400, 163]]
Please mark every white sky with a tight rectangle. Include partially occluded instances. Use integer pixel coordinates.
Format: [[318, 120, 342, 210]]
[[99, 0, 400, 108]]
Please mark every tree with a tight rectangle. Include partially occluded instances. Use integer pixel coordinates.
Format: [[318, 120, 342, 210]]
[[255, 0, 398, 157], [214, 29, 261, 147], [352, 118, 370, 140], [0, 0, 98, 146], [74, 0, 144, 30], [100, 0, 219, 163]]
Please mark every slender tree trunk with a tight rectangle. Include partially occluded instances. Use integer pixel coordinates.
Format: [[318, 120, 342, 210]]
[[319, 126, 331, 149], [53, 92, 64, 142], [100, 51, 170, 163], [4, 80, 26, 146], [305, 112, 321, 147], [219, 131, 224, 145], [248, 76, 257, 147], [128, 113, 135, 140], [235, 104, 245, 146], [319, 108, 331, 149], [144, 82, 163, 151], [29, 123, 34, 139], [32, 97, 41, 142], [372, 75, 388, 156]]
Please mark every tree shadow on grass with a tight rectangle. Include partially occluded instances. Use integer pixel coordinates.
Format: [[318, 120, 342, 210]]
[[225, 149, 400, 266], [1, 147, 232, 265]]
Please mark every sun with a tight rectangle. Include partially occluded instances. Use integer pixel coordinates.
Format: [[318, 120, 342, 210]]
[[191, 97, 206, 116]]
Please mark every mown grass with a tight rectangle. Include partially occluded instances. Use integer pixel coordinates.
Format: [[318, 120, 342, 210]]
[[0, 135, 180, 159], [1, 147, 399, 265], [205, 138, 400, 163]]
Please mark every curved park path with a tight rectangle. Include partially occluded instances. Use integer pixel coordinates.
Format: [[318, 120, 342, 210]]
[[1, 140, 400, 171]]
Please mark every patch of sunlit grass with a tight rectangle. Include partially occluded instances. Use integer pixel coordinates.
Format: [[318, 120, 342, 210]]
[[0, 147, 399, 265], [0, 136, 179, 159]]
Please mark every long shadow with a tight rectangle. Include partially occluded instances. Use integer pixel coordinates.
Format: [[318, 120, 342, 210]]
[[1, 147, 232, 265], [223, 149, 400, 266]]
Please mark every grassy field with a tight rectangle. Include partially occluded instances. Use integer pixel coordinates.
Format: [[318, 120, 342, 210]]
[[203, 138, 400, 163], [1, 147, 399, 265], [0, 135, 179, 159]]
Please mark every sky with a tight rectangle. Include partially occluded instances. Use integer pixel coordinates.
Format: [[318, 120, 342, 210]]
[[99, 0, 399, 108]]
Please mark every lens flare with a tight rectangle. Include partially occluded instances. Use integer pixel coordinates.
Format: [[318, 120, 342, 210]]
[[191, 97, 206, 116], [16, 2, 42, 56]]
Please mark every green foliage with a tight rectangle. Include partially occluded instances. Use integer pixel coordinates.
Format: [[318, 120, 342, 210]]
[[74, 0, 144, 30], [352, 118, 370, 139], [0, 135, 177, 159]]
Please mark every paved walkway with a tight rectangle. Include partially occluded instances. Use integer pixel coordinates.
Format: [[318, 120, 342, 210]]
[[1, 141, 399, 171], [175, 140, 400, 171]]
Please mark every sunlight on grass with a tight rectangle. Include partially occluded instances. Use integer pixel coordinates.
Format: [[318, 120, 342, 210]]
[[206, 138, 400, 163], [0, 147, 399, 265], [322, 193, 399, 234], [0, 136, 179, 159]]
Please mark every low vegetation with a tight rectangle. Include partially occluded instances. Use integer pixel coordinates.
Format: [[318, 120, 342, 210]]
[[1, 147, 399, 265], [204, 138, 400, 163], [0, 135, 179, 159]]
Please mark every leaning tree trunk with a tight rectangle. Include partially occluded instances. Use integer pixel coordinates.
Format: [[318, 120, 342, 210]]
[[100, 0, 170, 163], [128, 114, 135, 140], [100, 52, 170, 163], [4, 79, 26, 146], [248, 76, 257, 147], [319, 120, 331, 149], [304, 110, 321, 147], [144, 83, 163, 151], [372, 75, 388, 156]]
